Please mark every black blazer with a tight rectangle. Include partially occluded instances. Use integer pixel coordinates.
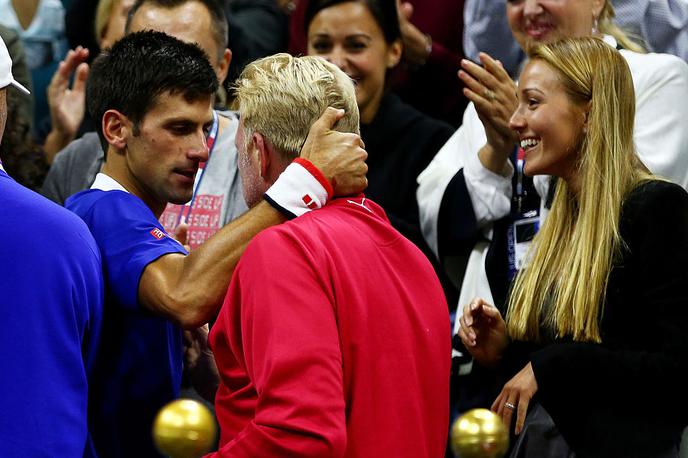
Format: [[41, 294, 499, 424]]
[[503, 180, 688, 458]]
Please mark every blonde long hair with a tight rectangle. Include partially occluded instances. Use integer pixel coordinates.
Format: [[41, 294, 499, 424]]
[[506, 38, 652, 342]]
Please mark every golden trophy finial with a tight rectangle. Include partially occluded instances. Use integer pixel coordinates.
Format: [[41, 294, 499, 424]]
[[450, 408, 509, 458], [152, 399, 217, 458]]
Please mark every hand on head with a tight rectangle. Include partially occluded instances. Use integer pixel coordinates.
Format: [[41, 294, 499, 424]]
[[457, 297, 509, 367], [300, 107, 368, 196]]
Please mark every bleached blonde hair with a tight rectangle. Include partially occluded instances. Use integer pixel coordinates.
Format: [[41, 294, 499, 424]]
[[507, 37, 652, 343], [233, 53, 360, 161]]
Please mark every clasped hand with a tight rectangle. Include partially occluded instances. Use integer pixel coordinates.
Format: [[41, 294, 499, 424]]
[[458, 298, 538, 435]]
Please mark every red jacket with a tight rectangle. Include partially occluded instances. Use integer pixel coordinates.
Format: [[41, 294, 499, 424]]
[[207, 196, 451, 457]]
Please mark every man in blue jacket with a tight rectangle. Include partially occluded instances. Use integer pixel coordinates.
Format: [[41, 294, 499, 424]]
[[0, 35, 104, 457]]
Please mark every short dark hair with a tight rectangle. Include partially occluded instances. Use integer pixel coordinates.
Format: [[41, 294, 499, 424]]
[[125, 0, 228, 61], [86, 30, 218, 152], [304, 0, 401, 44]]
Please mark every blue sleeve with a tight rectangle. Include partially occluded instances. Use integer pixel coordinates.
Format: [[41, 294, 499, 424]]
[[0, 180, 105, 457], [75, 191, 187, 310]]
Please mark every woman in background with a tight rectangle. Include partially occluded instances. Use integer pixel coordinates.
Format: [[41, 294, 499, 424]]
[[416, 0, 688, 416], [459, 37, 688, 458], [306, 0, 456, 299]]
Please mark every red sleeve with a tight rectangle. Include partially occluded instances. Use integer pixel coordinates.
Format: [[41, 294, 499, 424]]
[[208, 228, 347, 457]]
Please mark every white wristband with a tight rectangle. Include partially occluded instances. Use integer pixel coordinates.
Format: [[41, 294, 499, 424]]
[[264, 158, 333, 219]]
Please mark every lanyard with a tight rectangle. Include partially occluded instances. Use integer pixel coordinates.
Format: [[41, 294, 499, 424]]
[[507, 145, 540, 279], [513, 146, 526, 215], [176, 110, 220, 226]]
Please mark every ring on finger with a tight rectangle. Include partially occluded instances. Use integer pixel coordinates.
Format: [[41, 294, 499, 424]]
[[484, 88, 496, 101], [505, 402, 516, 410]]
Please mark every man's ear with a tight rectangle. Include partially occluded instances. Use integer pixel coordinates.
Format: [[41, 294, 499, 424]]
[[102, 109, 131, 151], [251, 131, 271, 179], [217, 48, 232, 86]]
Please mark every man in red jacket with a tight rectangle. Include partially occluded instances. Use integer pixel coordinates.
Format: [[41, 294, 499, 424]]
[[207, 53, 451, 457]]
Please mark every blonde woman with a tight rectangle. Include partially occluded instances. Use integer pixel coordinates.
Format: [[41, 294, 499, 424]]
[[459, 37, 688, 458], [417, 0, 688, 423]]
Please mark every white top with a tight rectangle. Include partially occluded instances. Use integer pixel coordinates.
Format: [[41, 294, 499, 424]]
[[91, 173, 129, 193], [0, 0, 67, 69]]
